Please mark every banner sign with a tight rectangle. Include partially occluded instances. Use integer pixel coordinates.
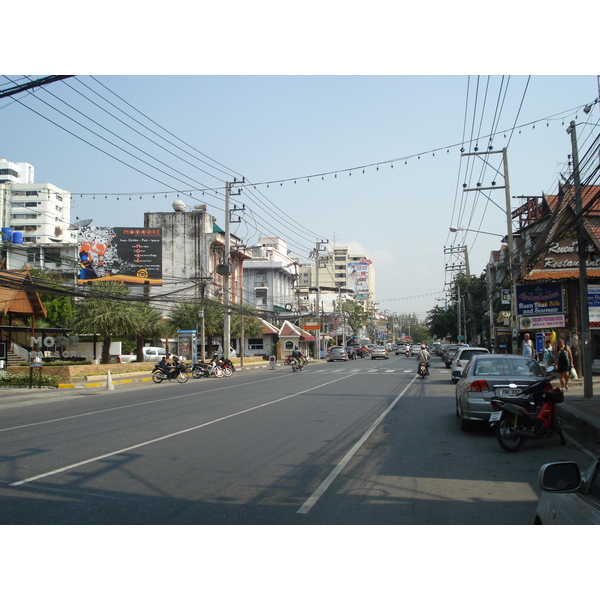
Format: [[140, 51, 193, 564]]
[[347, 260, 370, 300], [77, 227, 162, 285], [516, 283, 563, 316], [519, 314, 565, 330]]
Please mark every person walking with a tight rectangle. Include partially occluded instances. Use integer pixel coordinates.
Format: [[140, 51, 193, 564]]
[[555, 338, 574, 391], [542, 338, 554, 370], [521, 333, 534, 357]]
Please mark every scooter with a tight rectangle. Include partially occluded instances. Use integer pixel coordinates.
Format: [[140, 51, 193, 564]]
[[489, 367, 565, 452], [217, 357, 236, 375], [405, 347, 411, 357], [152, 361, 189, 383], [417, 361, 429, 378]]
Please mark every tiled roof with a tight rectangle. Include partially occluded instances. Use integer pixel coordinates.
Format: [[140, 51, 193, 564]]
[[0, 269, 47, 318], [523, 269, 600, 281]]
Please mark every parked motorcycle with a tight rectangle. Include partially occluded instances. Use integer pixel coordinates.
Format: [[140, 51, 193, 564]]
[[152, 362, 189, 384], [217, 357, 236, 375], [193, 359, 228, 378], [417, 361, 429, 378], [489, 367, 565, 452]]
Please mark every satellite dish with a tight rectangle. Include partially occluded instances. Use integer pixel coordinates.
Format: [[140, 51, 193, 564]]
[[70, 218, 93, 229]]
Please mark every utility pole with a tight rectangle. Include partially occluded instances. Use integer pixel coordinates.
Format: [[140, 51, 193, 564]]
[[222, 179, 244, 361], [462, 148, 516, 352], [568, 121, 593, 398]]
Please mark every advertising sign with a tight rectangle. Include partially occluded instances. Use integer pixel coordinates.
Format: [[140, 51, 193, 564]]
[[347, 259, 370, 300], [515, 283, 563, 316], [77, 227, 162, 285], [519, 314, 565, 330], [588, 285, 600, 328], [302, 319, 321, 331]]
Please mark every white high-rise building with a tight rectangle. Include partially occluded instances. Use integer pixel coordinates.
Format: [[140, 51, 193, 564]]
[[0, 159, 76, 244]]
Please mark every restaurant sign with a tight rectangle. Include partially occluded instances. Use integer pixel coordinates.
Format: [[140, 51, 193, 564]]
[[535, 238, 600, 271]]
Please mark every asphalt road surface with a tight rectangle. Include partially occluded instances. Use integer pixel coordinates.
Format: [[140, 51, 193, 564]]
[[1, 353, 596, 524]]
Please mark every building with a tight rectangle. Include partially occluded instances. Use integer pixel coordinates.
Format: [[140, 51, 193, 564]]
[[486, 186, 600, 376], [297, 245, 375, 311], [241, 237, 298, 314], [0, 159, 75, 245]]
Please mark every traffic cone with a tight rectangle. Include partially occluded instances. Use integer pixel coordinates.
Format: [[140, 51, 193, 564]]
[[106, 370, 115, 390]]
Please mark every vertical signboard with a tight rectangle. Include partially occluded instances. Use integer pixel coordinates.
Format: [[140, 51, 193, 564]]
[[77, 227, 162, 284], [347, 259, 370, 300], [588, 285, 600, 328]]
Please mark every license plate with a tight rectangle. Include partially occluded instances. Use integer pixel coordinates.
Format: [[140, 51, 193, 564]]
[[499, 387, 521, 397], [489, 411, 502, 422]]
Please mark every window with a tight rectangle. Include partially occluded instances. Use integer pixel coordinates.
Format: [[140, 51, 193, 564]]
[[248, 338, 264, 350], [25, 191, 39, 196], [255, 289, 267, 306], [255, 270, 267, 283]]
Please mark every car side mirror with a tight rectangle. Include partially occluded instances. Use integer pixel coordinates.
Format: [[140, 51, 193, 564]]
[[539, 461, 582, 493]]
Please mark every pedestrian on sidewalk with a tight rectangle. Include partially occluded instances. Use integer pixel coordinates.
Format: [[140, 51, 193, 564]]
[[543, 338, 554, 370], [556, 338, 574, 391]]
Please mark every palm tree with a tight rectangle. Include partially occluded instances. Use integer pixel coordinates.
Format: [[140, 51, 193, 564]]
[[73, 281, 137, 363], [128, 302, 165, 361]]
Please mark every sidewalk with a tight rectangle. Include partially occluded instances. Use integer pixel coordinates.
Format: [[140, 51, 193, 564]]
[[555, 376, 600, 445]]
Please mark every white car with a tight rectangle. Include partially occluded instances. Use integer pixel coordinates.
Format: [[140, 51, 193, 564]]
[[534, 457, 600, 524], [450, 346, 490, 383]]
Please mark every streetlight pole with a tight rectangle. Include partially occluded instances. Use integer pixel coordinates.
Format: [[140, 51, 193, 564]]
[[223, 181, 231, 361]]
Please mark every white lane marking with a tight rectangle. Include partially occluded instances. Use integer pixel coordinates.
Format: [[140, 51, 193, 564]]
[[297, 374, 419, 515], [10, 373, 357, 487]]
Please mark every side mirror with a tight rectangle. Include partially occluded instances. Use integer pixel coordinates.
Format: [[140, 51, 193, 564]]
[[539, 461, 582, 493], [546, 366, 555, 373]]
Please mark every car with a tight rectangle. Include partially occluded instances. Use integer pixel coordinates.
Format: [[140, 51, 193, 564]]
[[443, 343, 469, 367], [450, 346, 490, 383], [395, 345, 404, 355], [327, 346, 348, 362], [344, 346, 357, 360], [366, 344, 376, 355], [370, 346, 389, 360], [535, 456, 600, 524], [455, 353, 546, 431]]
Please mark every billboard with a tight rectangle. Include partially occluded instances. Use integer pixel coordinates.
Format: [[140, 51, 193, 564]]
[[77, 227, 162, 285], [347, 259, 370, 300]]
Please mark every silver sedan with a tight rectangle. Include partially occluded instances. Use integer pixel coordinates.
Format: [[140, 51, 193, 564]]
[[455, 353, 546, 431]]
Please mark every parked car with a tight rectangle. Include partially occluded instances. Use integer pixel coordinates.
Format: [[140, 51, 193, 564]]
[[443, 343, 469, 367], [450, 346, 490, 383], [370, 346, 389, 360], [142, 347, 167, 362], [455, 353, 546, 431], [344, 346, 357, 360], [327, 346, 348, 362], [535, 456, 600, 524]]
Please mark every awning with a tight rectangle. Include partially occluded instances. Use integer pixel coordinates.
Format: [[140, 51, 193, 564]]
[[299, 334, 316, 341]]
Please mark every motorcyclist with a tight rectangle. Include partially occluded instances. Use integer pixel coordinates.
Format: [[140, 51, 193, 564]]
[[417, 344, 430, 373], [291, 346, 303, 369]]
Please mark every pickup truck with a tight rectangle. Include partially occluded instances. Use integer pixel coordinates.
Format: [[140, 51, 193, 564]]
[[118, 354, 138, 363]]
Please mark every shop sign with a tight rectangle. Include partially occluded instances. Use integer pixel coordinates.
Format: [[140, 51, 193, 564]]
[[519, 314, 565, 330], [588, 285, 600, 328], [516, 283, 563, 316], [302, 319, 321, 330], [535, 238, 600, 271]]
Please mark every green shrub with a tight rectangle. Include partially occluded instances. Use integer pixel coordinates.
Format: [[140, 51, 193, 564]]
[[0, 371, 60, 387]]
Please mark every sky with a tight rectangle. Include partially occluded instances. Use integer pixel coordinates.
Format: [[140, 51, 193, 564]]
[[2, 5, 599, 323]]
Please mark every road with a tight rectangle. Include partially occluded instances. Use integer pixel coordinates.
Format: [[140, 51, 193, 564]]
[[0, 353, 596, 525]]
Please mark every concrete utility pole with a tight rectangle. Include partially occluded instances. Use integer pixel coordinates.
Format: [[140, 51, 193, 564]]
[[223, 182, 232, 361], [568, 121, 593, 398], [462, 148, 515, 352]]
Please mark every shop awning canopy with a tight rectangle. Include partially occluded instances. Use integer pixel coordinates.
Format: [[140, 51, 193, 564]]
[[299, 334, 316, 341]]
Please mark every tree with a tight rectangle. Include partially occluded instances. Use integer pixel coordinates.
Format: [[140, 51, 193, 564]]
[[339, 299, 368, 336], [30, 268, 75, 327], [127, 302, 165, 361], [73, 281, 137, 363]]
